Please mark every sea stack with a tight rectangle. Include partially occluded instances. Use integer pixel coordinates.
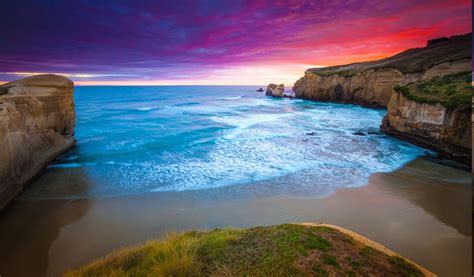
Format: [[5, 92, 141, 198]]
[[266, 83, 285, 97], [0, 74, 76, 210]]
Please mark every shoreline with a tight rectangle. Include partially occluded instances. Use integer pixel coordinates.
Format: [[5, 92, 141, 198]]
[[0, 157, 470, 276]]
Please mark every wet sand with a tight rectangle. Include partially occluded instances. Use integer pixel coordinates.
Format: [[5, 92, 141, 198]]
[[0, 158, 471, 277]]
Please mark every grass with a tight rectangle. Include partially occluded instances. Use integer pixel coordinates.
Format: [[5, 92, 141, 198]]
[[306, 33, 471, 77], [389, 256, 424, 277], [66, 224, 424, 276], [0, 86, 9, 96], [394, 71, 473, 110], [311, 69, 355, 77]]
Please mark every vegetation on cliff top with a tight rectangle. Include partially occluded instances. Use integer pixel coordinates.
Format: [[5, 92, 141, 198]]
[[0, 86, 9, 96], [307, 33, 471, 77], [394, 71, 473, 110], [66, 224, 423, 277]]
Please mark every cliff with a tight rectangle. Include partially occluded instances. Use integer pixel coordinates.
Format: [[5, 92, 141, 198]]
[[0, 74, 76, 210], [381, 72, 472, 164], [293, 33, 471, 107]]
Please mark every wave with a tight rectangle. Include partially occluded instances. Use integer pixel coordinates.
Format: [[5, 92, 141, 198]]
[[48, 162, 97, 169], [217, 96, 242, 100], [136, 107, 153, 111], [26, 91, 442, 199]]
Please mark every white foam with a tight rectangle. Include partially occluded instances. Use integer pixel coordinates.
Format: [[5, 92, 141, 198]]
[[218, 96, 242, 100], [137, 107, 153, 111]]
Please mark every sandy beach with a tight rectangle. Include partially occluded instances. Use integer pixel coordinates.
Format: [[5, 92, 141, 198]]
[[0, 157, 470, 277]]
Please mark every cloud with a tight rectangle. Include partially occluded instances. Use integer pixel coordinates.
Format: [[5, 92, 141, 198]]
[[0, 72, 135, 78], [0, 0, 471, 84]]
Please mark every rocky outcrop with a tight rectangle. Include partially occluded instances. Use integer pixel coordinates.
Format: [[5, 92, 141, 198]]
[[293, 68, 404, 107], [265, 83, 285, 97], [292, 33, 472, 164], [0, 74, 76, 210], [381, 92, 471, 164], [293, 33, 471, 107]]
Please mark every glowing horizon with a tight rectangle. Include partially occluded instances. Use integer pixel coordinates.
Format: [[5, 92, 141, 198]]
[[0, 1, 471, 85]]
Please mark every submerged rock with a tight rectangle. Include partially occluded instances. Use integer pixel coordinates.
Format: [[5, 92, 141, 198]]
[[265, 83, 285, 97], [353, 132, 367, 136], [368, 131, 381, 135], [256, 88, 264, 92], [0, 74, 76, 210]]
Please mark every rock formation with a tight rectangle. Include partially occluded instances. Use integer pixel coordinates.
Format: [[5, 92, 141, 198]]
[[265, 83, 285, 97], [0, 74, 76, 210], [381, 73, 472, 165], [292, 33, 472, 164], [293, 33, 471, 107]]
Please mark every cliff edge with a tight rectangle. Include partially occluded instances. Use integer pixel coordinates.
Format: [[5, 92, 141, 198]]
[[381, 72, 472, 165], [293, 33, 471, 107], [0, 74, 76, 210]]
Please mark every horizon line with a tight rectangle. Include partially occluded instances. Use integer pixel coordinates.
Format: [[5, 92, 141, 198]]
[[0, 81, 275, 87]]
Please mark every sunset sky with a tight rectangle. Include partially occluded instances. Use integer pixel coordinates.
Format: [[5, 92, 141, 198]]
[[0, 0, 471, 85]]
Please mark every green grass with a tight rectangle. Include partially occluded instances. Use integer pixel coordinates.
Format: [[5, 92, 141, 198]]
[[360, 246, 375, 257], [321, 254, 341, 269], [66, 224, 425, 277], [389, 256, 425, 277], [306, 33, 471, 77], [0, 86, 9, 96], [311, 69, 355, 77], [394, 71, 473, 110]]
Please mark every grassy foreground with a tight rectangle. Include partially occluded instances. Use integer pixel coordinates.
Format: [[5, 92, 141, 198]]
[[66, 224, 424, 277], [394, 71, 473, 110]]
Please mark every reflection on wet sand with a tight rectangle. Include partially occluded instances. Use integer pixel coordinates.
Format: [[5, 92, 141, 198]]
[[0, 157, 470, 277], [373, 158, 471, 236], [0, 200, 92, 277]]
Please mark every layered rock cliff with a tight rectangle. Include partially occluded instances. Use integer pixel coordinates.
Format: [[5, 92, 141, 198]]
[[0, 74, 76, 210], [381, 72, 472, 164], [293, 33, 471, 107]]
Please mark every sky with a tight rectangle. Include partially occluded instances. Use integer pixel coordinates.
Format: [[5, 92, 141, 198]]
[[0, 0, 471, 85]]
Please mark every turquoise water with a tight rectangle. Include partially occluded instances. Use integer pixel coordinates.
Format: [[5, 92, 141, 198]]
[[22, 86, 431, 199]]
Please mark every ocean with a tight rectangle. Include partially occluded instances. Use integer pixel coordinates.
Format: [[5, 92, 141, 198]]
[[20, 86, 434, 200]]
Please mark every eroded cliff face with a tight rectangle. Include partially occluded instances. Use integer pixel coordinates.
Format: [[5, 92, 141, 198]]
[[381, 92, 471, 164], [293, 59, 471, 107], [0, 74, 76, 210], [292, 33, 471, 107], [293, 68, 402, 107]]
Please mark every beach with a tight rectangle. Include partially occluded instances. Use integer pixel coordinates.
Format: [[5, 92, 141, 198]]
[[0, 157, 470, 276]]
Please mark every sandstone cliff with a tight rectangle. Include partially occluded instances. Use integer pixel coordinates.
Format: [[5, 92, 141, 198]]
[[0, 74, 76, 210], [381, 72, 471, 164], [293, 33, 471, 107]]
